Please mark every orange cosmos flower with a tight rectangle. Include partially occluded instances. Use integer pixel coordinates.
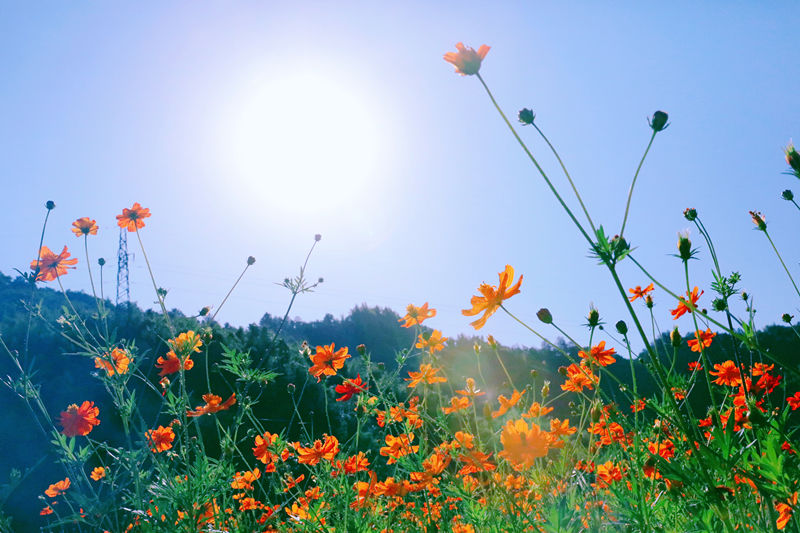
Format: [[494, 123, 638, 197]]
[[630, 399, 646, 413], [560, 363, 597, 392], [670, 287, 703, 319], [455, 377, 485, 397], [522, 401, 554, 419], [580, 341, 616, 366], [398, 303, 436, 328], [334, 374, 368, 402], [788, 392, 800, 411], [406, 363, 447, 388], [71, 217, 98, 237], [491, 389, 526, 418], [155, 350, 194, 377], [380, 433, 419, 464], [443, 42, 490, 76], [776, 492, 798, 530], [415, 330, 448, 353], [186, 393, 236, 417], [145, 425, 175, 453], [44, 478, 71, 497], [442, 396, 471, 415], [60, 401, 100, 437], [628, 283, 654, 302], [688, 361, 703, 372], [40, 506, 54, 516], [595, 461, 623, 487], [168, 331, 203, 356], [253, 431, 280, 465], [90, 467, 106, 481], [462, 265, 522, 330], [231, 468, 261, 490], [549, 418, 576, 437], [751, 362, 775, 376], [687, 329, 716, 352], [94, 347, 131, 376], [498, 419, 550, 470], [709, 360, 742, 387], [308, 343, 350, 381], [30, 246, 78, 282], [116, 202, 151, 232], [295, 435, 339, 466]]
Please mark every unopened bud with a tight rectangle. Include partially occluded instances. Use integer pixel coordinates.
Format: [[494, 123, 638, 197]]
[[98, 258, 106, 266], [645, 294, 654, 309], [45, 200, 56, 210], [199, 306, 210, 317], [712, 298, 727, 312], [536, 308, 553, 324], [314, 234, 322, 242], [749, 211, 766, 231], [541, 381, 550, 398], [741, 291, 749, 301], [683, 207, 697, 221], [287, 383, 296, 394], [356, 344, 366, 355], [557, 366, 568, 376], [530, 369, 538, 378], [670, 327, 682, 348], [247, 256, 256, 265], [318, 277, 324, 283], [587, 306, 600, 328], [377, 362, 385, 370], [786, 142, 800, 173], [782, 190, 794, 201], [487, 335, 498, 349], [473, 341, 481, 355], [648, 110, 669, 132], [518, 108, 535, 125], [615, 320, 628, 335], [782, 313, 794, 324], [677, 230, 692, 261]]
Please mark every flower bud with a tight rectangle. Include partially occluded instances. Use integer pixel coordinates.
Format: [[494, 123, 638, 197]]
[[782, 313, 794, 324], [530, 369, 538, 378], [536, 308, 553, 324], [287, 383, 296, 394], [782, 189, 794, 201], [483, 403, 492, 420], [487, 335, 498, 349], [314, 234, 322, 242], [677, 230, 692, 261], [247, 256, 256, 265], [749, 211, 766, 231], [587, 306, 600, 328], [741, 291, 749, 301], [712, 298, 727, 312], [318, 277, 324, 283], [98, 258, 106, 266], [648, 111, 669, 132], [473, 341, 481, 355], [541, 380, 550, 398], [199, 306, 211, 317], [518, 108, 535, 125], [45, 200, 56, 210], [683, 207, 697, 221], [356, 344, 366, 355], [786, 142, 800, 173], [615, 320, 628, 335], [557, 366, 568, 376], [645, 294, 654, 309], [377, 362, 385, 370], [670, 327, 682, 348]]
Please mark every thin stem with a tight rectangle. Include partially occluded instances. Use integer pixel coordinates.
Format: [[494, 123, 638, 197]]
[[210, 262, 253, 322], [619, 131, 657, 239], [476, 73, 594, 247], [134, 228, 175, 336], [24, 207, 53, 365], [763, 229, 800, 299], [533, 123, 597, 234]]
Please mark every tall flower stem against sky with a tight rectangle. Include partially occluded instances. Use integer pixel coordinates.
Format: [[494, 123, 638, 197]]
[[532, 123, 597, 235], [619, 130, 657, 239], [24, 203, 53, 366], [135, 228, 175, 336], [762, 229, 800, 299], [475, 73, 594, 247], [210, 259, 254, 322]]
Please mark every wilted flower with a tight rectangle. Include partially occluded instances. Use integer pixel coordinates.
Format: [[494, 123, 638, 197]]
[[444, 42, 490, 76]]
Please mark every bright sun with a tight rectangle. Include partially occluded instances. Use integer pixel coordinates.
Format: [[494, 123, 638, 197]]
[[223, 70, 383, 221]]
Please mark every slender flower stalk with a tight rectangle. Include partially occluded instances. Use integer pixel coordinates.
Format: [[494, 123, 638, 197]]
[[619, 130, 657, 239], [210, 257, 255, 322], [762, 228, 800, 299], [134, 228, 175, 336]]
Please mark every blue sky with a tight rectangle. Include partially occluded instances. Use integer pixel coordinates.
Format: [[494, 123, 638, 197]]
[[2, 2, 799, 353]]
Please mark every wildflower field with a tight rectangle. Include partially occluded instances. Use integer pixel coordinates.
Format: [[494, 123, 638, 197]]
[[4, 43, 800, 533]]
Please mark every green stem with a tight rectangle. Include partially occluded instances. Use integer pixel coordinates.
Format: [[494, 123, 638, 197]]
[[763, 229, 800, 299], [134, 228, 175, 336], [620, 131, 657, 239], [476, 73, 594, 247], [210, 262, 252, 322], [533, 123, 597, 234]]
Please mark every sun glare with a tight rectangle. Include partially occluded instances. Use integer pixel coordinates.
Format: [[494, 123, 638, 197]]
[[223, 71, 383, 222]]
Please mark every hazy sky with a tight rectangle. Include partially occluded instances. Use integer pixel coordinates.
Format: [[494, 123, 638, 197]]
[[2, 2, 799, 353]]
